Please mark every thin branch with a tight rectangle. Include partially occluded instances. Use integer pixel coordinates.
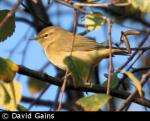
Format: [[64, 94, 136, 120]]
[[117, 32, 150, 71], [21, 96, 70, 109], [57, 71, 69, 111], [132, 66, 150, 73], [107, 19, 113, 95], [55, 0, 91, 14], [73, 0, 121, 7], [28, 85, 50, 110], [117, 50, 145, 89], [16, 17, 35, 27], [17, 64, 150, 108], [117, 71, 150, 111]]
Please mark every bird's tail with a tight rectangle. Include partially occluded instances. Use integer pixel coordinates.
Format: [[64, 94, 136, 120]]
[[103, 48, 129, 59], [112, 48, 129, 55]]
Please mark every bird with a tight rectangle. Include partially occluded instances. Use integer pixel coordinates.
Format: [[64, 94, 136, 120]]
[[35, 26, 128, 85]]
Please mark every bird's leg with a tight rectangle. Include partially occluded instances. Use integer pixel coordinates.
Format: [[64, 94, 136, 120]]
[[84, 66, 94, 88], [72, 76, 77, 88]]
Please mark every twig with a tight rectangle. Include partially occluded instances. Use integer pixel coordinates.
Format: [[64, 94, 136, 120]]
[[28, 85, 50, 110], [57, 71, 70, 111], [117, 51, 145, 89], [17, 65, 150, 108], [53, 88, 61, 110], [8, 27, 31, 58], [120, 51, 145, 109], [117, 66, 150, 90], [21, 96, 70, 109], [73, 0, 121, 7], [55, 0, 91, 14], [117, 32, 150, 71], [128, 51, 145, 69], [56, 10, 78, 111], [70, 9, 78, 56], [132, 66, 150, 73], [106, 19, 113, 95], [16, 17, 35, 27], [117, 71, 150, 111], [20, 2, 50, 27]]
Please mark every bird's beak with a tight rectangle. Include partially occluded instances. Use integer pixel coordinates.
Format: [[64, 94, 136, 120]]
[[30, 36, 39, 41]]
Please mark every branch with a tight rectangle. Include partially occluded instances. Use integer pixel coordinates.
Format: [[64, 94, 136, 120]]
[[132, 66, 150, 73], [17, 65, 150, 108], [73, 0, 121, 7], [117, 71, 150, 111], [117, 32, 150, 71], [21, 96, 70, 109], [107, 19, 113, 95], [16, 17, 35, 28]]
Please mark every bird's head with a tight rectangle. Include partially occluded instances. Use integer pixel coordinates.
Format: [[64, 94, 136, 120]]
[[34, 26, 60, 48]]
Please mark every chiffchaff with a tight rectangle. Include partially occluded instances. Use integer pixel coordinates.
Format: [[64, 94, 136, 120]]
[[35, 26, 127, 84]]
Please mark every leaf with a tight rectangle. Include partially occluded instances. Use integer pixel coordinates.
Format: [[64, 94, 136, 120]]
[[85, 12, 105, 31], [27, 77, 47, 95], [103, 73, 120, 89], [64, 56, 90, 85], [0, 84, 11, 104], [76, 94, 111, 111], [17, 104, 28, 111], [121, 71, 142, 96], [128, 0, 150, 13], [0, 57, 18, 82], [85, 0, 97, 3], [111, 0, 138, 16], [123, 30, 141, 36], [121, 35, 131, 53], [0, 10, 15, 42], [0, 80, 22, 111]]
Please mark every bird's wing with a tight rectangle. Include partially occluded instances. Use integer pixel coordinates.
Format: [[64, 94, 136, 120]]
[[61, 34, 107, 52]]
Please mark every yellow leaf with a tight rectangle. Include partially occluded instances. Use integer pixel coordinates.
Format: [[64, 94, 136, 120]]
[[0, 57, 18, 82], [76, 94, 111, 111], [85, 12, 105, 31], [121, 71, 142, 96], [122, 35, 131, 53], [123, 30, 141, 36], [0, 80, 22, 111], [86, 0, 97, 3], [128, 0, 150, 13]]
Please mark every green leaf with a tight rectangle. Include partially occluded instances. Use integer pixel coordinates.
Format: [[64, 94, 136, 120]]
[[121, 71, 142, 96], [0, 10, 15, 42], [0, 80, 22, 111], [0, 57, 18, 82], [17, 104, 28, 111], [64, 56, 90, 85], [76, 94, 111, 111], [27, 77, 47, 95], [85, 12, 105, 31], [103, 73, 120, 89]]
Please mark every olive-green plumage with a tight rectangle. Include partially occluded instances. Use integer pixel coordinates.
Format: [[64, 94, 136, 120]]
[[36, 26, 127, 83]]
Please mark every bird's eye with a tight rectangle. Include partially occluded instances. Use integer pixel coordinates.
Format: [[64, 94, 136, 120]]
[[44, 34, 49, 38]]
